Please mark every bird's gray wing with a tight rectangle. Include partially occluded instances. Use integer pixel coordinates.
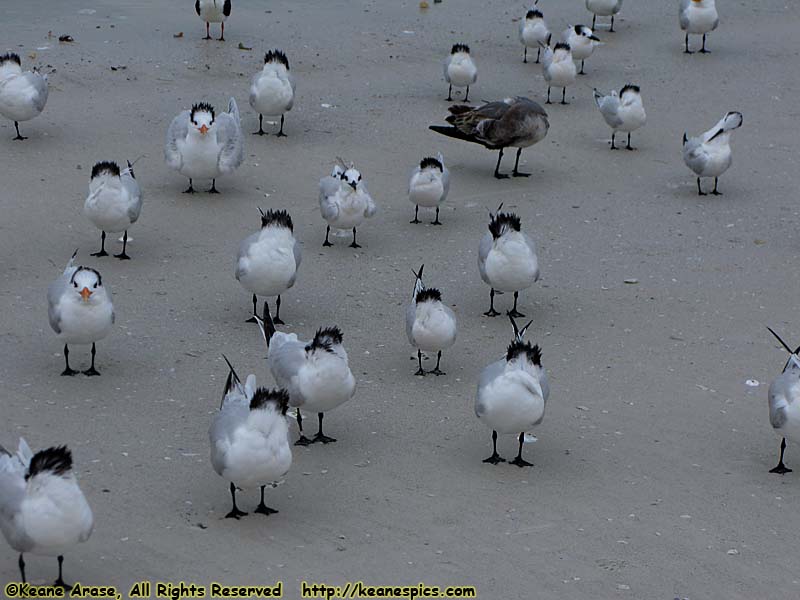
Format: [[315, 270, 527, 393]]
[[405, 302, 417, 345], [679, 0, 691, 30], [441, 165, 450, 200], [442, 56, 451, 83], [269, 340, 307, 402], [540, 45, 554, 69], [22, 72, 48, 112], [319, 176, 341, 221], [288, 239, 302, 287], [408, 165, 422, 194], [0, 444, 26, 529], [475, 359, 506, 417], [478, 232, 493, 284], [215, 112, 244, 174], [682, 136, 708, 175], [768, 371, 798, 430], [596, 93, 623, 128], [235, 232, 260, 281], [287, 71, 297, 107], [47, 273, 72, 334], [165, 111, 190, 171], [209, 404, 248, 476], [121, 173, 142, 223], [523, 232, 540, 281]]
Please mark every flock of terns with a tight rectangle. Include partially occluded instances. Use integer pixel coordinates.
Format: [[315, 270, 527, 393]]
[[0, 0, 793, 591]]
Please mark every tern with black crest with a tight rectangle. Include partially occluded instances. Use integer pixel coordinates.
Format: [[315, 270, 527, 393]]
[[478, 207, 540, 317], [319, 159, 377, 248], [563, 25, 600, 74], [255, 303, 356, 446], [47, 250, 114, 376], [196, 0, 231, 41], [680, 0, 719, 54], [593, 84, 646, 150], [586, 0, 623, 32], [0, 440, 93, 587], [165, 98, 243, 194], [444, 43, 477, 102], [429, 97, 549, 179], [250, 50, 295, 137], [765, 328, 800, 475], [408, 153, 449, 225], [406, 265, 457, 376], [682, 111, 742, 195], [540, 42, 577, 105], [210, 356, 292, 519], [83, 160, 143, 260], [236, 208, 301, 325], [0, 52, 48, 140], [519, 5, 551, 64]]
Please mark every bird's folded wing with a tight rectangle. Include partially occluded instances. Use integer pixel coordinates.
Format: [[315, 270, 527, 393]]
[[216, 112, 244, 174], [165, 111, 190, 170]]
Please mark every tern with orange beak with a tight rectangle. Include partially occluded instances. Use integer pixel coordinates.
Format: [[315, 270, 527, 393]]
[[680, 0, 719, 54], [47, 251, 114, 376], [165, 98, 244, 194]]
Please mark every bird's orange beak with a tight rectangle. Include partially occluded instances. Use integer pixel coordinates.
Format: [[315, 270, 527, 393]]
[[199, 124, 209, 135], [80, 287, 92, 302]]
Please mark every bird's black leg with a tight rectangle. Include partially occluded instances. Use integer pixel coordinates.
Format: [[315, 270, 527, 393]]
[[254, 485, 279, 515], [273, 295, 285, 325], [204, 22, 212, 40], [184, 178, 195, 194], [323, 225, 333, 247], [312, 412, 337, 444], [224, 482, 247, 519], [208, 179, 220, 194], [53, 555, 69, 589], [507, 291, 525, 318], [770, 438, 792, 474], [609, 15, 615, 32], [483, 430, 505, 464], [430, 351, 445, 376], [625, 132, 634, 151], [697, 177, 707, 196], [446, 84, 453, 102], [18, 554, 26, 584], [509, 432, 533, 467], [700, 33, 709, 53], [464, 85, 470, 102], [579, 59, 586, 75], [684, 33, 693, 54], [415, 349, 426, 376], [560, 87, 568, 105], [83, 342, 101, 376], [61, 344, 78, 376], [610, 132, 618, 150], [295, 408, 313, 446], [432, 206, 442, 225], [276, 114, 287, 137], [218, 22, 225, 42], [254, 114, 266, 135], [546, 86, 552, 104], [484, 288, 501, 317], [13, 121, 27, 141], [349, 227, 361, 248], [523, 47, 528, 63], [91, 231, 109, 257], [245, 294, 258, 323], [114, 230, 131, 260], [410, 205, 420, 224], [512, 147, 530, 177], [535, 47, 541, 64], [711, 177, 722, 195], [493, 148, 509, 179]]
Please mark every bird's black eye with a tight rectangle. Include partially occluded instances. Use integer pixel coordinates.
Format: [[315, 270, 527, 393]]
[[358, 174, 362, 181]]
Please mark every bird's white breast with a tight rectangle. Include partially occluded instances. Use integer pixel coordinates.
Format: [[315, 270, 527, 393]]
[[446, 56, 476, 87], [177, 133, 222, 179], [0, 73, 45, 121], [296, 353, 356, 413], [57, 294, 114, 345], [237, 231, 298, 296], [477, 369, 545, 434], [409, 173, 445, 207], [410, 302, 457, 352], [250, 71, 294, 116], [484, 233, 539, 292], [19, 476, 93, 555]]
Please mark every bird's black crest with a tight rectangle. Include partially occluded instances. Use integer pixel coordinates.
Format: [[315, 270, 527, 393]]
[[264, 49, 289, 69], [0, 53, 21, 66], [506, 340, 542, 366], [307, 326, 344, 353], [526, 9, 543, 19], [26, 446, 73, 481], [250, 387, 290, 415], [488, 212, 521, 239], [419, 156, 443, 171], [91, 160, 121, 179], [415, 288, 442, 304], [70, 266, 103, 287], [554, 42, 571, 52], [261, 208, 293, 231], [190, 102, 215, 123], [451, 43, 470, 54], [620, 84, 640, 95]]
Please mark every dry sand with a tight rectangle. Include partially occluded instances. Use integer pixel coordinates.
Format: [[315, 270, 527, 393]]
[[1, 0, 799, 598]]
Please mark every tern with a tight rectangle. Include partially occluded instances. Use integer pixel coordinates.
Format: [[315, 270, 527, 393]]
[[0, 53, 48, 140]]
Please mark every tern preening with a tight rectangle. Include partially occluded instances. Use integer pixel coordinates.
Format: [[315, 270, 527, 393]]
[[429, 97, 549, 179], [562, 25, 600, 75], [250, 50, 295, 137], [682, 111, 742, 195], [235, 208, 301, 325], [478, 207, 540, 317], [519, 5, 551, 64], [0, 440, 93, 587], [165, 98, 244, 194], [540, 42, 577, 105], [84, 160, 142, 260], [443, 43, 477, 102], [318, 159, 377, 248], [586, 0, 623, 32], [0, 53, 48, 140], [196, 0, 231, 41], [475, 316, 549, 467], [255, 303, 356, 446], [406, 265, 457, 376], [209, 356, 292, 519], [765, 327, 800, 475], [408, 153, 449, 225], [47, 250, 114, 376], [680, 0, 719, 54], [593, 84, 646, 150]]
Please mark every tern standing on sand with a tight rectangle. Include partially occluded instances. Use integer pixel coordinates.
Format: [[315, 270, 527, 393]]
[[408, 154, 449, 225], [406, 265, 457, 376], [250, 50, 295, 137], [444, 44, 477, 102], [682, 111, 742, 195], [84, 160, 142, 260], [196, 0, 231, 41], [680, 0, 719, 54], [519, 6, 551, 64], [0, 53, 48, 140], [593, 84, 646, 150]]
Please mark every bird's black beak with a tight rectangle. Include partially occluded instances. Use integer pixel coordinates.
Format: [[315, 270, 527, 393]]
[[682, 133, 688, 145], [589, 35, 600, 41], [707, 128, 724, 142], [348, 181, 358, 191]]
